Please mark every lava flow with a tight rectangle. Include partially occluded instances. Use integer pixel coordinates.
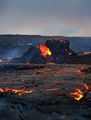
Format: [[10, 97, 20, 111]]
[[69, 82, 89, 100], [6, 57, 14, 62], [47, 62, 55, 65], [26, 62, 31, 65], [41, 88, 60, 91], [7, 57, 14, 60], [77, 67, 84, 73], [69, 88, 83, 100], [0, 59, 4, 63], [40, 45, 51, 57], [0, 88, 33, 95]]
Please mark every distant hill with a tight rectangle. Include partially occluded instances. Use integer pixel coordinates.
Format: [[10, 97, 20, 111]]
[[0, 35, 91, 58]]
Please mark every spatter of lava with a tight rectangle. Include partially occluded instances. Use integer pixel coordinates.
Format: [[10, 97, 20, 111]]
[[0, 82, 89, 101], [39, 45, 51, 57], [0, 59, 4, 63], [68, 82, 89, 100], [0, 88, 33, 95]]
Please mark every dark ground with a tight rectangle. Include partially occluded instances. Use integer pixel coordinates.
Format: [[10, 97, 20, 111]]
[[0, 64, 91, 120], [0, 35, 91, 119]]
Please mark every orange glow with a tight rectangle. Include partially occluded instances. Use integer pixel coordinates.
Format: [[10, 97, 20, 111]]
[[47, 62, 55, 65], [69, 88, 83, 100], [7, 56, 20, 60], [7, 60, 11, 62], [19, 80, 24, 82], [0, 59, 4, 63], [79, 51, 91, 55], [78, 67, 84, 72], [40, 45, 51, 56], [69, 82, 89, 100], [41, 88, 60, 91], [7, 57, 14, 60], [0, 88, 4, 92], [65, 49, 67, 52], [26, 62, 30, 65], [49, 38, 53, 41], [80, 82, 89, 90], [0, 88, 33, 95], [59, 40, 66, 43], [68, 52, 72, 55]]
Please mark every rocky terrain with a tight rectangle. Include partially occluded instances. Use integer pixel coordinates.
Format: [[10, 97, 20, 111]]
[[0, 36, 91, 64], [0, 35, 91, 119], [0, 64, 91, 120], [0, 35, 91, 56]]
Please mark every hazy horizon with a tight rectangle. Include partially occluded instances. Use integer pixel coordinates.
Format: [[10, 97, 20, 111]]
[[0, 34, 91, 38], [0, 0, 91, 36]]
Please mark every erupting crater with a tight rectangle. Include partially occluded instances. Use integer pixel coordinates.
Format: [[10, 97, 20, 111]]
[[39, 44, 51, 57], [1, 39, 78, 64]]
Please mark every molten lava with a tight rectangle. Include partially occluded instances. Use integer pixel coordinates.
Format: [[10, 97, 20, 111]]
[[40, 45, 51, 57], [41, 88, 60, 91], [80, 82, 89, 90], [69, 82, 89, 100], [0, 59, 4, 63], [0, 88, 33, 95], [60, 40, 66, 43], [69, 88, 83, 100], [26, 62, 30, 65], [47, 62, 55, 65], [78, 67, 84, 73], [7, 57, 14, 60], [68, 52, 72, 55]]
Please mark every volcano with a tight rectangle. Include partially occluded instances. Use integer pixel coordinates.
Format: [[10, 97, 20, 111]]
[[11, 39, 78, 64], [0, 40, 90, 120]]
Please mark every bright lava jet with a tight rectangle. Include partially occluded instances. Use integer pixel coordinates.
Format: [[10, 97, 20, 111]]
[[40, 44, 51, 57]]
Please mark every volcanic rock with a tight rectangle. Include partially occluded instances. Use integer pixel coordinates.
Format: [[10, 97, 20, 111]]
[[11, 39, 78, 64], [21, 46, 44, 63], [81, 67, 91, 73], [45, 39, 77, 64]]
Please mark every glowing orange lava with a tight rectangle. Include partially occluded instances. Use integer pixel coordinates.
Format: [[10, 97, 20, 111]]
[[47, 62, 55, 65], [78, 67, 84, 73], [80, 82, 89, 90], [6, 56, 20, 60], [41, 88, 60, 91], [65, 49, 68, 52], [69, 82, 89, 100], [40, 45, 51, 57], [7, 60, 11, 62], [7, 57, 14, 60], [59, 40, 66, 43], [68, 52, 72, 55], [0, 88, 33, 95], [0, 59, 4, 63], [69, 88, 83, 100], [26, 62, 30, 65]]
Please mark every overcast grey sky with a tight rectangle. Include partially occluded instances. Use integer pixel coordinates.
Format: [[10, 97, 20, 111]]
[[0, 0, 91, 36]]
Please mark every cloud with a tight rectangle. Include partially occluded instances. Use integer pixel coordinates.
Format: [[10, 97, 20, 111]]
[[0, 0, 91, 36]]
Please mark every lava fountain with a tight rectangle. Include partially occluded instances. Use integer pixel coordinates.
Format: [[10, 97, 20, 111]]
[[39, 45, 51, 57]]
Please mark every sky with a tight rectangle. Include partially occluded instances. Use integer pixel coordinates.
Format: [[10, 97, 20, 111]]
[[0, 0, 91, 36]]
